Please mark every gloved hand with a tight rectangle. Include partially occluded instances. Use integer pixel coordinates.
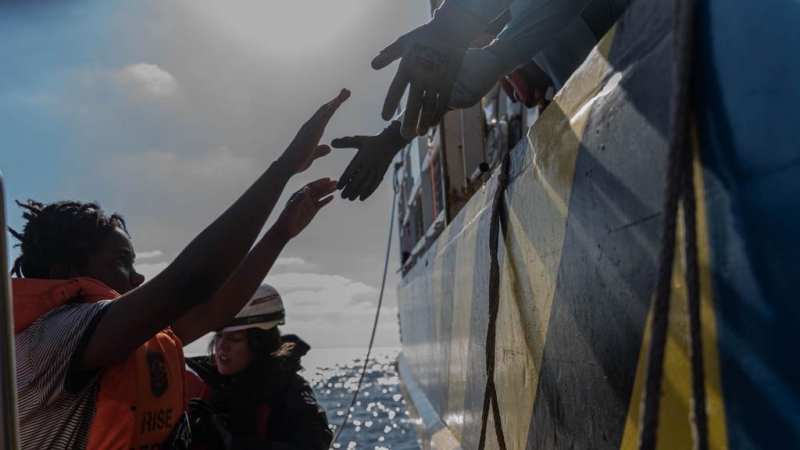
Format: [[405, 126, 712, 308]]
[[372, 1, 487, 138], [450, 39, 520, 109], [332, 121, 410, 201], [188, 399, 232, 450]]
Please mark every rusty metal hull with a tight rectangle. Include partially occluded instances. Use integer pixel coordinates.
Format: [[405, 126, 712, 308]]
[[396, 0, 800, 448]]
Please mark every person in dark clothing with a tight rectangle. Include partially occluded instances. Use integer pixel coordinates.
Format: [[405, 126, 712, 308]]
[[280, 334, 311, 373], [187, 286, 332, 450]]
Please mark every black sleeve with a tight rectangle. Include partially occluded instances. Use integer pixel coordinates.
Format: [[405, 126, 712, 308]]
[[230, 375, 333, 450], [279, 376, 333, 450]]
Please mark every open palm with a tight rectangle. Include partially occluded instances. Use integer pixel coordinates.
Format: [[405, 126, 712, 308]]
[[274, 178, 337, 239], [279, 89, 350, 175]]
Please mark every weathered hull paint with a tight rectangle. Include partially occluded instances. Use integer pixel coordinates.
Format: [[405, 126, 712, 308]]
[[396, 0, 800, 448]]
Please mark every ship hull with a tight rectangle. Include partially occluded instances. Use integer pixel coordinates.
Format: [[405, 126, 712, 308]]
[[396, 0, 800, 448]]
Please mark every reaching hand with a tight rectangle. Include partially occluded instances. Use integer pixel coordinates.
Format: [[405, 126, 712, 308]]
[[372, 1, 486, 138], [273, 178, 337, 239], [279, 89, 350, 175], [332, 121, 410, 201]]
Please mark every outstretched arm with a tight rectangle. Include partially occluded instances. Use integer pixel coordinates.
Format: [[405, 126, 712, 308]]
[[172, 179, 337, 345], [451, 0, 594, 108], [338, 0, 597, 202], [80, 90, 349, 371]]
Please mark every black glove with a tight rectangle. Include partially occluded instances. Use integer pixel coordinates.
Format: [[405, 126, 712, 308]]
[[333, 121, 411, 201], [372, 1, 487, 137], [188, 399, 232, 450]]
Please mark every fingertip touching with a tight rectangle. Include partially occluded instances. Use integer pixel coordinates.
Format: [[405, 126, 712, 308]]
[[316, 144, 331, 156], [331, 136, 359, 149]]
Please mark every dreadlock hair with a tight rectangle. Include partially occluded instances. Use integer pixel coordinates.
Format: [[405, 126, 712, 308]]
[[8, 199, 129, 279]]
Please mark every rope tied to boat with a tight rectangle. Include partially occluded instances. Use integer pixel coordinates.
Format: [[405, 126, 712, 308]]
[[639, 0, 708, 447], [478, 150, 511, 450]]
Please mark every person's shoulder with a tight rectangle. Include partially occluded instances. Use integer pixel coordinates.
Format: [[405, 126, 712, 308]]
[[16, 300, 112, 394], [274, 367, 309, 388], [25, 300, 111, 337], [282, 372, 319, 406], [53, 298, 112, 316]]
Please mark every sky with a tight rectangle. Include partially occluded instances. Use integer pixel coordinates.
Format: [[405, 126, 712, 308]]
[[1, 0, 431, 350]]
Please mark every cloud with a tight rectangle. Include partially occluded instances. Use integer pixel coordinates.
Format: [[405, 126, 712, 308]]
[[127, 267, 397, 349], [112, 145, 255, 186], [116, 63, 180, 97], [280, 305, 400, 350], [268, 272, 372, 294], [136, 261, 168, 282], [265, 272, 398, 348], [101, 145, 259, 221], [268, 273, 374, 315], [182, 271, 400, 354], [137, 250, 163, 260], [4, 0, 429, 354], [274, 257, 307, 267]]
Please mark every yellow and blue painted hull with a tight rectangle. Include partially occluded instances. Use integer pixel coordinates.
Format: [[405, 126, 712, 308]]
[[396, 0, 800, 448]]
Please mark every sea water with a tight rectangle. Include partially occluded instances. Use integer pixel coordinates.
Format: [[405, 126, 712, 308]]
[[304, 347, 421, 450]]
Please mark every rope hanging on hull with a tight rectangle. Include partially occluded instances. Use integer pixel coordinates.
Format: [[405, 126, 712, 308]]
[[478, 151, 511, 450], [639, 0, 708, 447]]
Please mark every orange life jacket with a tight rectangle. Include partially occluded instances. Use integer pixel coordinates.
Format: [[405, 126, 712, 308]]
[[13, 277, 189, 450]]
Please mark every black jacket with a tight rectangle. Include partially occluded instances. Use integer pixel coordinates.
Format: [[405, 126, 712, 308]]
[[187, 356, 332, 450]]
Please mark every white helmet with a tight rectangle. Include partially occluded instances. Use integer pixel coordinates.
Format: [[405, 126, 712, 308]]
[[221, 284, 285, 332]]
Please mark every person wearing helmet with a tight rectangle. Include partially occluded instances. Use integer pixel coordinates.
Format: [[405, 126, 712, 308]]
[[186, 286, 332, 450]]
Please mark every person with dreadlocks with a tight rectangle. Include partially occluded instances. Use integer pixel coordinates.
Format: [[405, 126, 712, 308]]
[[8, 89, 349, 450], [185, 285, 331, 450]]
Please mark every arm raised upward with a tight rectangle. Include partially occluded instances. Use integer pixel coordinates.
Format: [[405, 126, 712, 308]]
[[80, 90, 349, 371]]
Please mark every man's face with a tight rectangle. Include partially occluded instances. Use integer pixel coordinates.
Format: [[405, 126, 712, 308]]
[[71, 227, 146, 294]]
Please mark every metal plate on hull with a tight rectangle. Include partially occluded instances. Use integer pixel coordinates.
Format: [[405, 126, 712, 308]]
[[396, 0, 800, 447]]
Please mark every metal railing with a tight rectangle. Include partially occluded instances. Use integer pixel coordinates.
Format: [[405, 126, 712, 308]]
[[0, 172, 20, 449]]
